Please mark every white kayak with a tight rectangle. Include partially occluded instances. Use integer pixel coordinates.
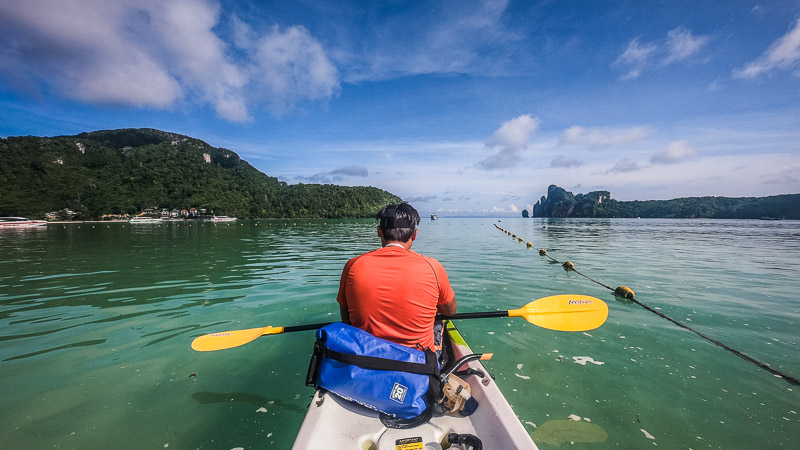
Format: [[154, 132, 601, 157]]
[[292, 321, 538, 450]]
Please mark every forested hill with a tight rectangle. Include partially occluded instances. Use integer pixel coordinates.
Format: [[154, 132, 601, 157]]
[[530, 185, 800, 219], [0, 128, 401, 219]]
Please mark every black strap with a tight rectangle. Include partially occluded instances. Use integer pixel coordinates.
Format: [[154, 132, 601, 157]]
[[380, 407, 434, 429], [424, 348, 442, 403], [324, 347, 439, 376]]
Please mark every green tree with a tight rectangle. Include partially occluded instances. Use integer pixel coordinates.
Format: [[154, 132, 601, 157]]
[[0, 129, 402, 219]]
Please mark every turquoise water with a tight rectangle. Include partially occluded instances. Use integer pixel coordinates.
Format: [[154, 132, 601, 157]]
[[1, 218, 798, 449]]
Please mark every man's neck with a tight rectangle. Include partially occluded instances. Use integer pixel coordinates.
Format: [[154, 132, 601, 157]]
[[383, 241, 412, 250]]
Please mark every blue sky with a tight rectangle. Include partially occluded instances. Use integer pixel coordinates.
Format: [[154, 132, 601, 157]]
[[1, 0, 799, 216]]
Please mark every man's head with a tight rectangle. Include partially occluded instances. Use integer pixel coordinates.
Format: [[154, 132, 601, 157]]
[[376, 203, 420, 243]]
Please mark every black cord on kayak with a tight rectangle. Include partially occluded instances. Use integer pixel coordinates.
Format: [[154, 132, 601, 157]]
[[496, 225, 800, 387]]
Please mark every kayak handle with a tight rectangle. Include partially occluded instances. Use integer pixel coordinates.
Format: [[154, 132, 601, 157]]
[[441, 353, 486, 383]]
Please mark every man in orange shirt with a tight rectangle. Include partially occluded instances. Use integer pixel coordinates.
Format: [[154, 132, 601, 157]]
[[337, 203, 457, 353]]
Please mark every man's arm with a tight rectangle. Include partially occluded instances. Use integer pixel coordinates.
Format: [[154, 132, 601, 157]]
[[337, 257, 356, 325], [437, 298, 457, 316], [432, 259, 457, 316], [339, 304, 351, 325]]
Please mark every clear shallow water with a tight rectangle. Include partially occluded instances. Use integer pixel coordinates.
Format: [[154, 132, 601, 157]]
[[1, 218, 798, 449]]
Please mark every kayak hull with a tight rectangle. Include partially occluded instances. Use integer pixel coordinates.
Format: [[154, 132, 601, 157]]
[[292, 321, 538, 449]]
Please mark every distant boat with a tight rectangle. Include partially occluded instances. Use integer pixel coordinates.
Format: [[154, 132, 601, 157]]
[[206, 216, 237, 223], [129, 217, 163, 224], [0, 217, 48, 228], [759, 217, 783, 221], [430, 214, 438, 220]]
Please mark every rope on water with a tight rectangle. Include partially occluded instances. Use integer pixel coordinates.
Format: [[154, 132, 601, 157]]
[[628, 296, 800, 386], [493, 223, 800, 387]]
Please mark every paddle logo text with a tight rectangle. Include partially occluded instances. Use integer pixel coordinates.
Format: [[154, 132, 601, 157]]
[[568, 299, 593, 305], [390, 382, 408, 404], [211, 332, 231, 337]]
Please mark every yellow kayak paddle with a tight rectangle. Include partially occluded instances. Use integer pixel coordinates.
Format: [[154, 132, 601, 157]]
[[191, 294, 608, 352]]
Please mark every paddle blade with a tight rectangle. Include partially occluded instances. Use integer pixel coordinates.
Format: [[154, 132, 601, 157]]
[[509, 295, 609, 331], [191, 326, 285, 352]]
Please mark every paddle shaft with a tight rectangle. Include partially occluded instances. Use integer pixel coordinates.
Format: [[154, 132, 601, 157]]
[[284, 322, 333, 333], [276, 311, 510, 335], [439, 311, 510, 320]]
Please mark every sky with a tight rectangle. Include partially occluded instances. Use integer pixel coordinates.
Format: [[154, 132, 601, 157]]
[[1, 0, 800, 216]]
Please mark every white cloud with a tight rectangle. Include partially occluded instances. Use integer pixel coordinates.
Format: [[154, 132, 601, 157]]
[[486, 114, 541, 149], [0, 0, 339, 121], [614, 37, 657, 79], [296, 165, 369, 184], [610, 158, 642, 173], [263, 125, 800, 215], [664, 27, 710, 65], [733, 17, 800, 79], [590, 153, 800, 200], [762, 162, 799, 185], [341, 0, 521, 81], [330, 166, 369, 177], [479, 114, 540, 170], [550, 155, 583, 168], [650, 140, 698, 164], [0, 1, 182, 108], [615, 27, 709, 79], [246, 24, 340, 114], [477, 148, 520, 170], [559, 125, 649, 147], [406, 195, 440, 203], [152, 0, 249, 121]]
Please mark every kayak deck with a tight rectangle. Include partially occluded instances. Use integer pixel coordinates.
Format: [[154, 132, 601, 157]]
[[292, 321, 538, 449]]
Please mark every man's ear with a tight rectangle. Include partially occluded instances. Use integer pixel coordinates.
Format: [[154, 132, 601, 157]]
[[410, 229, 418, 241], [377, 226, 383, 239]]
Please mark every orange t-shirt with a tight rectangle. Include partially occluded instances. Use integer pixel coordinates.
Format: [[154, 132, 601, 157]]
[[336, 246, 455, 350]]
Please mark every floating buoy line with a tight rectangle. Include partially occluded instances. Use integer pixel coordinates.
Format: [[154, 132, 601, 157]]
[[493, 223, 799, 386]]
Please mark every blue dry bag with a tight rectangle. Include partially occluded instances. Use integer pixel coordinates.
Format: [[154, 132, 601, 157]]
[[305, 322, 439, 419]]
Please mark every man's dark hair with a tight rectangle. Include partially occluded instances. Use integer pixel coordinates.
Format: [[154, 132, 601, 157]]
[[376, 203, 420, 242]]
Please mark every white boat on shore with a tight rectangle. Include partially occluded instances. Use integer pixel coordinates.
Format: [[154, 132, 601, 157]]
[[0, 217, 48, 228], [205, 216, 237, 223], [128, 217, 164, 224]]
